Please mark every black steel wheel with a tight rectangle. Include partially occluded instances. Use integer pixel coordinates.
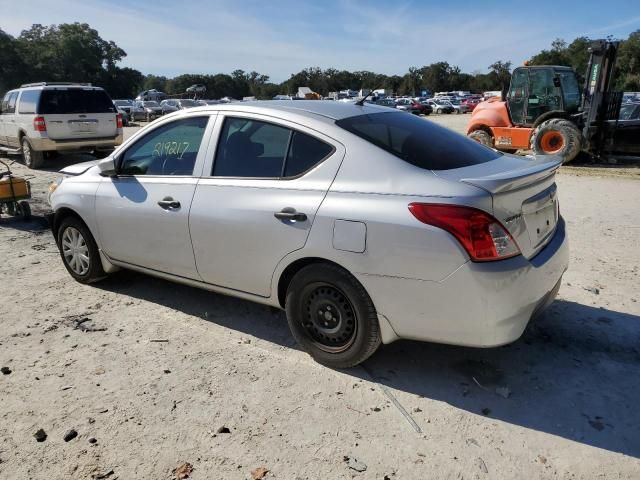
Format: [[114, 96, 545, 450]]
[[285, 263, 381, 368], [300, 283, 358, 353]]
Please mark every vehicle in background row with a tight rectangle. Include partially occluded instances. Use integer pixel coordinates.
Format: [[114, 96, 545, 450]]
[[135, 89, 167, 102], [395, 98, 432, 115], [461, 97, 482, 111], [425, 99, 455, 114], [0, 82, 123, 168], [115, 107, 130, 126], [160, 99, 198, 114], [113, 100, 146, 121], [137, 101, 163, 120], [48, 101, 568, 368], [448, 99, 471, 114]]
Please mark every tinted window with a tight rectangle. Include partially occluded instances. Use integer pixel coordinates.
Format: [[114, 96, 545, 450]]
[[18, 90, 40, 114], [285, 131, 333, 177], [39, 89, 116, 114], [120, 116, 209, 176], [335, 112, 501, 170], [5, 92, 18, 114], [213, 118, 291, 177], [213, 117, 333, 178]]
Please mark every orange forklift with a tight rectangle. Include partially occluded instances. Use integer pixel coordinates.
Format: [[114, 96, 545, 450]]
[[467, 40, 640, 163]]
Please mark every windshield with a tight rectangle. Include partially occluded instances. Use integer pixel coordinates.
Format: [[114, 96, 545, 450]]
[[335, 112, 501, 170], [39, 89, 115, 114], [114, 100, 131, 106], [143, 101, 160, 107]]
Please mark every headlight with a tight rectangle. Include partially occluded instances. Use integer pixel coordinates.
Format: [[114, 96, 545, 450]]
[[47, 176, 66, 205]]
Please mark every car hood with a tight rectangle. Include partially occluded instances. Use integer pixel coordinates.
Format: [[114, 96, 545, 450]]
[[60, 159, 100, 176]]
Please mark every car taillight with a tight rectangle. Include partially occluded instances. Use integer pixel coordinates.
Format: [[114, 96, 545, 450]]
[[116, 113, 123, 129], [33, 116, 46, 132], [408, 203, 521, 261]]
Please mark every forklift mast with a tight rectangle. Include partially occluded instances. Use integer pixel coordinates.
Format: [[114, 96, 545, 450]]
[[580, 40, 621, 155]]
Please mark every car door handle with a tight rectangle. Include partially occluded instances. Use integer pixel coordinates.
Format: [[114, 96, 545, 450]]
[[157, 197, 181, 210], [274, 208, 307, 222]]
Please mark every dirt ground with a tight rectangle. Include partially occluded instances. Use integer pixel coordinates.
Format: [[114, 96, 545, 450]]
[[1, 118, 639, 479]]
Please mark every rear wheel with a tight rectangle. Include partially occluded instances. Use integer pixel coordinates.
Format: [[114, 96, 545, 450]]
[[16, 201, 31, 220], [22, 138, 44, 169], [285, 263, 381, 368], [57, 216, 106, 284], [531, 118, 582, 163], [468, 129, 493, 148]]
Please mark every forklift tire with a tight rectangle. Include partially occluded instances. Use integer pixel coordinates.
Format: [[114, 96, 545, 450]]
[[531, 118, 582, 164], [468, 129, 493, 148]]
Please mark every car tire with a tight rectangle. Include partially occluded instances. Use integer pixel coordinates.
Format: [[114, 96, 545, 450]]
[[285, 263, 381, 368], [56, 216, 106, 284], [468, 129, 494, 147], [531, 118, 582, 163], [22, 138, 44, 169], [436, 108, 442, 114]]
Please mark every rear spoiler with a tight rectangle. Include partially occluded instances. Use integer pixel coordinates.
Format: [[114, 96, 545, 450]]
[[460, 157, 562, 194]]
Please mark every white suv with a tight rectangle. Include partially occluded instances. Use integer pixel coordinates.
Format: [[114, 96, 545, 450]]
[[0, 82, 123, 168]]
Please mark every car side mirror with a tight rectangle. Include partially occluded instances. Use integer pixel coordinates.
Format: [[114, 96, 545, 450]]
[[97, 157, 117, 176]]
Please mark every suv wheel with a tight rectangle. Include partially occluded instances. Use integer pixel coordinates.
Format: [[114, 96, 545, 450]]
[[57, 216, 106, 284], [22, 138, 45, 169], [285, 263, 381, 368]]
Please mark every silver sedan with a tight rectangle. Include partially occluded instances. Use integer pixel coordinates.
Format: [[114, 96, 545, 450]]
[[48, 101, 569, 368]]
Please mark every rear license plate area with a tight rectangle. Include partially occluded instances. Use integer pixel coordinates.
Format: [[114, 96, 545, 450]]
[[69, 120, 98, 133], [523, 185, 558, 247]]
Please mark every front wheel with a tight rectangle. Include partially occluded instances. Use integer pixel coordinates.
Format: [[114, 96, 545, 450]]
[[436, 108, 442, 114], [57, 216, 106, 284], [531, 118, 582, 163], [285, 264, 381, 368]]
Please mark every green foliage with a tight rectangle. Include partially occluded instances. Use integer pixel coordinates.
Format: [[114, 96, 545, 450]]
[[2, 23, 638, 102]]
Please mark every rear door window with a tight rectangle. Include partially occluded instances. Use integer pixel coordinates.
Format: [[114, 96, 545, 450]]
[[18, 90, 40, 114], [213, 117, 334, 178], [39, 89, 116, 114], [4, 92, 18, 114], [335, 112, 501, 170]]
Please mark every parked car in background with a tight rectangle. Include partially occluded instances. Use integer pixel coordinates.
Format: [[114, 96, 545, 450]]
[[395, 98, 432, 115], [425, 99, 455, 114], [160, 98, 199, 113], [114, 99, 145, 121], [373, 98, 401, 110], [136, 101, 164, 120], [449, 99, 471, 114], [0, 82, 123, 168], [48, 101, 568, 368], [619, 102, 640, 120], [461, 97, 482, 111], [135, 89, 167, 102], [115, 107, 130, 126], [274, 95, 294, 100]]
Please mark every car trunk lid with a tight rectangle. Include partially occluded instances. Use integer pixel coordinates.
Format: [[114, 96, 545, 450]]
[[434, 154, 562, 259]]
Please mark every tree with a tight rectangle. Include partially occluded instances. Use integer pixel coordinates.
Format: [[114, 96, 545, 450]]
[[0, 29, 25, 95]]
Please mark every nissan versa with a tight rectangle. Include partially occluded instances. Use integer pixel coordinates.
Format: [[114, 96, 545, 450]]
[[48, 101, 569, 368]]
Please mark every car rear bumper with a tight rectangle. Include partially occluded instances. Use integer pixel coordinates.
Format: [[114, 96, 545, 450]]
[[357, 217, 569, 347], [29, 134, 123, 152]]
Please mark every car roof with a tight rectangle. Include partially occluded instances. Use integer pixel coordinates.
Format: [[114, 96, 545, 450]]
[[178, 100, 391, 121]]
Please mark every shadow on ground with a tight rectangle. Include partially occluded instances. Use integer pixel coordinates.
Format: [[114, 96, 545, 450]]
[[94, 271, 640, 458]]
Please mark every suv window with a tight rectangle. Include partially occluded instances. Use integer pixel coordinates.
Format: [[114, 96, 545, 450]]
[[3, 92, 18, 114], [18, 90, 41, 114], [335, 112, 501, 170], [39, 89, 116, 114], [119, 116, 209, 176], [213, 117, 333, 178]]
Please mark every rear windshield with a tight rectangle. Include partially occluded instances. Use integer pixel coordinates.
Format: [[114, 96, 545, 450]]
[[335, 112, 501, 170], [39, 89, 116, 114]]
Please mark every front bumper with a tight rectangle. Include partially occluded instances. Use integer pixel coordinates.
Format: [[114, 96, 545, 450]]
[[29, 134, 123, 152], [357, 217, 569, 347]]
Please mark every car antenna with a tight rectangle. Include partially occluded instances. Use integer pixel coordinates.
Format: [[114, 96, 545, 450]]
[[355, 86, 380, 106]]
